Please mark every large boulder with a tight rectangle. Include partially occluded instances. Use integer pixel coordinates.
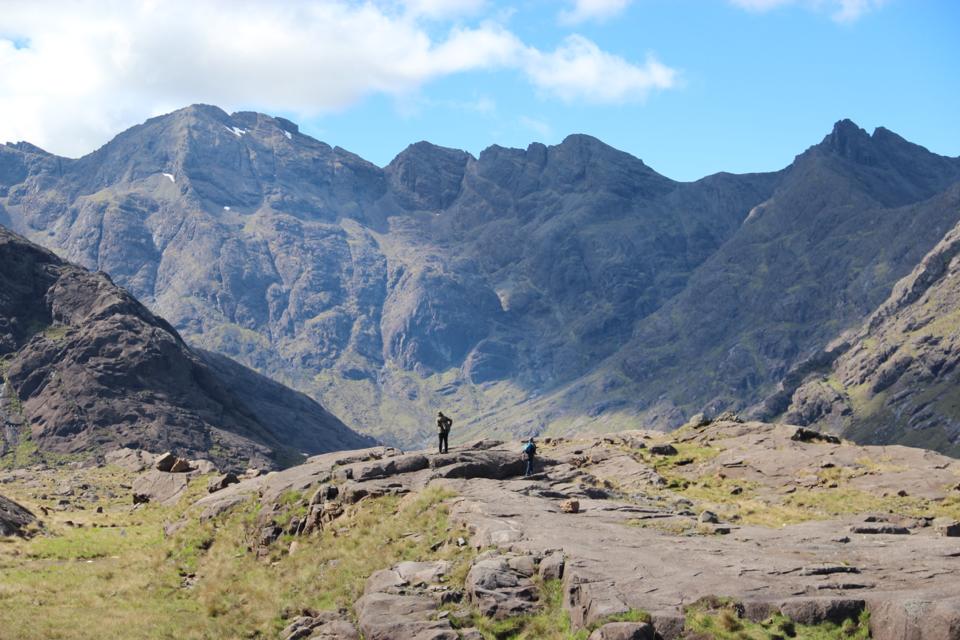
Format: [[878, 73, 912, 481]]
[[465, 554, 540, 619], [354, 592, 458, 640], [131, 470, 189, 505], [104, 447, 154, 472], [0, 494, 35, 536]]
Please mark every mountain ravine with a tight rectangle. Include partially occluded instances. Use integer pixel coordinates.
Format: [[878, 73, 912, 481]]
[[1, 106, 959, 451]]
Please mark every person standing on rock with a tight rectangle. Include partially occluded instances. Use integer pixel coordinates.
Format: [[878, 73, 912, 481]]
[[437, 411, 452, 454], [523, 437, 537, 476]]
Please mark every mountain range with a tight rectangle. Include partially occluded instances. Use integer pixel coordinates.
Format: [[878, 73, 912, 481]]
[[1, 105, 958, 453]]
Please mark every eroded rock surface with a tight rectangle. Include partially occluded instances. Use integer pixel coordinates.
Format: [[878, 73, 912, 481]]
[[190, 422, 960, 639], [0, 493, 35, 536]]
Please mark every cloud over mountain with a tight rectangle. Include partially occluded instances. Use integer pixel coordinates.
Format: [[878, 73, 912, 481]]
[[0, 0, 677, 158]]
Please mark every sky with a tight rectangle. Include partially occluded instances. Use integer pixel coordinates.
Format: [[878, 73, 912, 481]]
[[0, 0, 957, 181]]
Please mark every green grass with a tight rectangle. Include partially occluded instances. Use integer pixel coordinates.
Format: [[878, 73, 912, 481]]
[[685, 597, 870, 639], [42, 324, 71, 343], [0, 470, 470, 640], [192, 485, 468, 636], [0, 424, 40, 470]]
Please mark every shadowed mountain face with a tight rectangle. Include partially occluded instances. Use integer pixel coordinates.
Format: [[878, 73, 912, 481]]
[[2, 106, 959, 451], [540, 121, 960, 437], [779, 190, 960, 455], [0, 226, 374, 470]]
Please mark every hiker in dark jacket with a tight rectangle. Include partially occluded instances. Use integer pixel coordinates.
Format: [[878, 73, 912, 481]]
[[437, 411, 452, 454], [522, 437, 537, 476]]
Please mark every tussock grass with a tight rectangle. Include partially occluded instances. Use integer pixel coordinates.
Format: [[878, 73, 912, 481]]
[[685, 598, 870, 640]]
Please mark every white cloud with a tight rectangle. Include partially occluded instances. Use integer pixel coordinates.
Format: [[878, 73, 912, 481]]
[[401, 0, 486, 19], [522, 36, 676, 103], [559, 0, 632, 25], [729, 0, 888, 22], [0, 1, 677, 157]]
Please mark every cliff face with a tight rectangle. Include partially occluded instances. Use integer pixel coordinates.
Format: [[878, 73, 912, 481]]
[[0, 226, 374, 470], [3, 107, 960, 452]]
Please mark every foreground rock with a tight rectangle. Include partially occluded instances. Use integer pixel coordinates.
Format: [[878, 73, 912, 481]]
[[280, 611, 358, 640], [465, 553, 540, 618], [0, 493, 35, 536], [192, 423, 960, 639]]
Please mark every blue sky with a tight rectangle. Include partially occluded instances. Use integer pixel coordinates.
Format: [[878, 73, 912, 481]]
[[1, 0, 957, 180]]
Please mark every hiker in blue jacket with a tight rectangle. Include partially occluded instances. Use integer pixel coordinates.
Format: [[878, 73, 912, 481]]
[[522, 437, 537, 476]]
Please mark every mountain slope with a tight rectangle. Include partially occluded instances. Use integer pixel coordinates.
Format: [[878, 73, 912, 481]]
[[0, 226, 373, 470], [519, 121, 960, 439], [782, 187, 960, 454]]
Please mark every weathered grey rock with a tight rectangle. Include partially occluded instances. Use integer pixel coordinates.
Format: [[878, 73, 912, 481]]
[[169, 458, 192, 473], [0, 494, 35, 536], [155, 452, 177, 472], [104, 448, 153, 472], [588, 622, 654, 640], [777, 598, 865, 625], [354, 592, 458, 640], [539, 552, 565, 581], [867, 596, 960, 640], [465, 555, 539, 619], [790, 427, 841, 444], [199, 494, 248, 522], [649, 444, 678, 456], [190, 459, 217, 475], [207, 473, 239, 494], [365, 560, 451, 595], [935, 520, 960, 537], [131, 470, 188, 505], [280, 611, 358, 640], [697, 510, 718, 524], [850, 524, 910, 535]]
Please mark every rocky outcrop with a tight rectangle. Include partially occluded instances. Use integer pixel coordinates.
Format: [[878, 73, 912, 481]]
[[465, 553, 540, 618], [131, 470, 189, 505], [355, 559, 464, 640], [0, 226, 373, 470], [0, 493, 35, 536]]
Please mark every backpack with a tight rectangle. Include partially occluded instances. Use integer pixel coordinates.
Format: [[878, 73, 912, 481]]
[[523, 441, 536, 455]]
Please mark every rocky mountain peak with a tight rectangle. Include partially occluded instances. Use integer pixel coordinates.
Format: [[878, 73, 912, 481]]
[[817, 118, 876, 163], [385, 141, 472, 211]]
